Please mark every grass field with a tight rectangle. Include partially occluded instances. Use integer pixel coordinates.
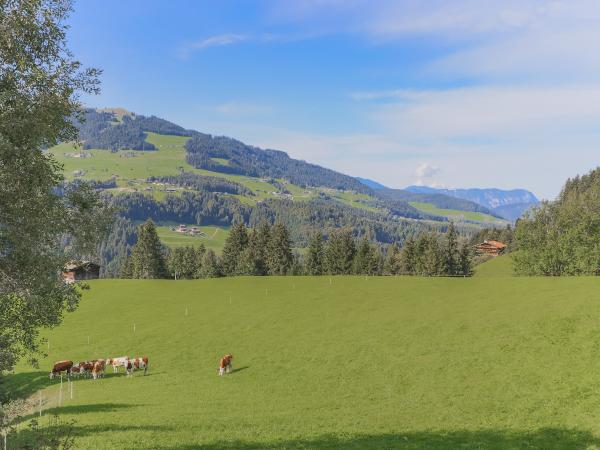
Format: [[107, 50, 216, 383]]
[[156, 225, 230, 253], [474, 254, 515, 277], [409, 201, 508, 225], [7, 275, 600, 449]]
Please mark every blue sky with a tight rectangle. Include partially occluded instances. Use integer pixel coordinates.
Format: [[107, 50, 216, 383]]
[[69, 0, 600, 199]]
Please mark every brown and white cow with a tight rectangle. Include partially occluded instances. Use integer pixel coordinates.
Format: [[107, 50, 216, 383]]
[[50, 360, 73, 380], [218, 354, 233, 376], [127, 356, 149, 376], [107, 356, 129, 374], [92, 359, 106, 380]]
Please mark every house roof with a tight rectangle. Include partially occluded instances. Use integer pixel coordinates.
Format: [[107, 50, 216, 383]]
[[63, 260, 100, 271], [484, 240, 507, 249]]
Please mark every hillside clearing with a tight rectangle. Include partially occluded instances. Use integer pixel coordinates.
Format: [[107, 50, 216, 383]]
[[409, 201, 507, 225], [7, 276, 600, 449]]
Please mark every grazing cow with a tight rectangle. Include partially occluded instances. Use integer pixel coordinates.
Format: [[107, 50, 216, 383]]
[[129, 356, 149, 376], [218, 354, 233, 376], [69, 362, 84, 378], [107, 356, 129, 374], [79, 361, 95, 378], [92, 359, 106, 380], [50, 360, 73, 380]]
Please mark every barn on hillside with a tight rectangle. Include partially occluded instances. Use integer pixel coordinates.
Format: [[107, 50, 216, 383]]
[[62, 261, 100, 283], [474, 240, 507, 257]]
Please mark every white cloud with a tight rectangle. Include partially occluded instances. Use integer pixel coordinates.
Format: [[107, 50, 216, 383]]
[[177, 34, 246, 58], [415, 162, 441, 185]]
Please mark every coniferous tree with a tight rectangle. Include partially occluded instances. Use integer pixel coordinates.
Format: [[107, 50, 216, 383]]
[[385, 243, 402, 275], [267, 223, 293, 275], [125, 219, 167, 278], [444, 222, 459, 275], [306, 232, 325, 275], [240, 228, 266, 275], [420, 234, 442, 276], [458, 242, 473, 276], [399, 237, 417, 275], [354, 236, 379, 275], [325, 229, 356, 275], [221, 222, 248, 276]]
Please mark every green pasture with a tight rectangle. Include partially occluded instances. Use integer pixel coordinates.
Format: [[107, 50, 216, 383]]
[[156, 225, 230, 253], [7, 275, 600, 449], [474, 254, 515, 277], [409, 201, 507, 225]]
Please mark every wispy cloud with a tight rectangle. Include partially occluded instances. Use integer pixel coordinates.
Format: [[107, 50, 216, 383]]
[[414, 162, 441, 186], [177, 33, 246, 59]]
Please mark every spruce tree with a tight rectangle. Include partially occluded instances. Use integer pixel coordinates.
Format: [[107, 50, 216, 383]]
[[421, 234, 441, 276], [354, 236, 378, 275], [399, 237, 417, 275], [385, 243, 402, 275], [325, 229, 356, 275], [458, 242, 473, 276], [221, 222, 248, 276], [444, 222, 459, 275], [240, 228, 267, 275], [306, 232, 325, 275], [126, 219, 167, 279], [267, 223, 293, 275]]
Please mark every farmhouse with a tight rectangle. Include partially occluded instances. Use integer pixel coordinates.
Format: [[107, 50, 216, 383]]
[[62, 261, 100, 284], [474, 240, 507, 257]]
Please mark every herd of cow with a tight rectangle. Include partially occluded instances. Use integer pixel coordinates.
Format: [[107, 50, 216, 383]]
[[49, 356, 149, 380]]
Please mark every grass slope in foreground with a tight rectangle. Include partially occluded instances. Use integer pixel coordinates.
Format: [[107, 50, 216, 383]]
[[9, 276, 600, 449]]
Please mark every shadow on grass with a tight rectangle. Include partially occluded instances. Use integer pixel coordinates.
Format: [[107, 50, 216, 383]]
[[3, 369, 164, 401], [2, 371, 54, 400], [156, 428, 600, 450], [11, 422, 173, 449], [229, 366, 249, 374]]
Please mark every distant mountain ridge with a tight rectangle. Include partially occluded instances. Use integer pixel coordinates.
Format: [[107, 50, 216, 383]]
[[405, 186, 539, 221], [355, 177, 387, 190]]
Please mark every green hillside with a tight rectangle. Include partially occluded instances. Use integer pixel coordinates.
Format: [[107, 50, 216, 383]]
[[409, 201, 508, 225], [156, 225, 230, 253], [474, 254, 515, 277], [7, 277, 600, 449]]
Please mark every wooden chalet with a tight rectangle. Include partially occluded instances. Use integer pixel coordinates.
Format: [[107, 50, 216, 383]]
[[474, 240, 507, 257], [62, 261, 100, 284]]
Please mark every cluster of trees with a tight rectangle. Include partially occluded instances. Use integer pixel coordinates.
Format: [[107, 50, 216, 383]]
[[76, 109, 195, 151], [80, 112, 156, 151], [122, 220, 472, 280], [108, 191, 251, 227], [148, 172, 253, 196], [384, 224, 472, 276], [514, 167, 600, 276], [185, 133, 370, 192]]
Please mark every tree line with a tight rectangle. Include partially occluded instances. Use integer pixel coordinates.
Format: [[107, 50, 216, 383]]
[[514, 166, 600, 275], [122, 220, 472, 280]]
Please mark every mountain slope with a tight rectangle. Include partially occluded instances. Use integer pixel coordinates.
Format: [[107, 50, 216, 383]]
[[356, 177, 387, 190], [406, 186, 539, 221]]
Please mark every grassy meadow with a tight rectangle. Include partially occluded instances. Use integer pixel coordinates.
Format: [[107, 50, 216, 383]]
[[7, 275, 600, 449], [409, 201, 508, 225], [156, 225, 230, 253]]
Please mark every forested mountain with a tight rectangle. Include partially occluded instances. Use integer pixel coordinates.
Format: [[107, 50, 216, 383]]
[[60, 107, 525, 276], [75, 109, 369, 193], [185, 134, 369, 192], [356, 177, 387, 190], [405, 186, 539, 221], [375, 188, 497, 216]]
